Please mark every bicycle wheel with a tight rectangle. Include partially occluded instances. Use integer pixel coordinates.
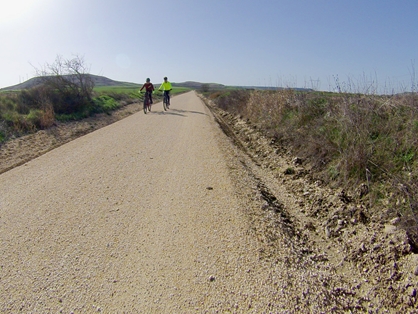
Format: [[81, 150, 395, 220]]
[[163, 96, 167, 111], [143, 97, 148, 114]]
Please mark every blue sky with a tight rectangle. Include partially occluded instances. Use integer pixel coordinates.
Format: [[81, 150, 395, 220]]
[[1, 0, 417, 93]]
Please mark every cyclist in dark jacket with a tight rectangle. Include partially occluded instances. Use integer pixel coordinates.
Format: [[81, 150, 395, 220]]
[[140, 78, 155, 104]]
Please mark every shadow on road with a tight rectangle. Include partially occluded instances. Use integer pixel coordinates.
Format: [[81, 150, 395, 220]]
[[149, 107, 208, 117], [172, 108, 207, 116]]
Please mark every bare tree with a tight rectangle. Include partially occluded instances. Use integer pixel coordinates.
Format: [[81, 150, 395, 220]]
[[33, 55, 94, 114]]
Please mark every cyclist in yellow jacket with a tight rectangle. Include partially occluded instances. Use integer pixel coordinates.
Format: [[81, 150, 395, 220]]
[[159, 77, 172, 106]]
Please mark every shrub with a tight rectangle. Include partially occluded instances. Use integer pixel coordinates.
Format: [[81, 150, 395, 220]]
[[26, 109, 45, 129], [2, 111, 34, 133], [26, 105, 55, 130], [0, 120, 7, 143], [93, 95, 119, 114], [0, 93, 18, 112]]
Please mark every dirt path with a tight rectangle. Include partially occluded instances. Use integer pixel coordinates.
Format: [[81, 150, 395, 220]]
[[1, 91, 417, 312], [0, 92, 285, 312]]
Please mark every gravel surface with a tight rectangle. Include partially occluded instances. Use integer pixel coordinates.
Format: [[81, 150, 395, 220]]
[[1, 91, 417, 313], [0, 92, 284, 312]]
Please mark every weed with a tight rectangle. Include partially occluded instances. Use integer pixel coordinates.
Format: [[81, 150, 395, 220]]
[[284, 167, 295, 175]]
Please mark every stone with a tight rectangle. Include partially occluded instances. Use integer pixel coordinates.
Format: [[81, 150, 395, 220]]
[[325, 227, 331, 238], [357, 183, 369, 198], [390, 217, 400, 225], [384, 224, 397, 234], [292, 157, 303, 165]]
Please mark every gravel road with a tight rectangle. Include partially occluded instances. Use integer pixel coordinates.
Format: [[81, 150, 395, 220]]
[[0, 92, 284, 312]]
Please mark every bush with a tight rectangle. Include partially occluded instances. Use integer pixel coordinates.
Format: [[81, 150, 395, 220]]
[[26, 105, 55, 129], [0, 93, 18, 113], [93, 95, 119, 114], [0, 120, 7, 143], [17, 88, 44, 113], [2, 111, 35, 133]]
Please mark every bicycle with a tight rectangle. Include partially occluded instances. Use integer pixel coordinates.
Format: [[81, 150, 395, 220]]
[[163, 91, 170, 111], [141, 91, 152, 114]]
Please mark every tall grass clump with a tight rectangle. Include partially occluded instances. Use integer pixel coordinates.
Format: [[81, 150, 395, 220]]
[[208, 90, 251, 115], [0, 90, 56, 136]]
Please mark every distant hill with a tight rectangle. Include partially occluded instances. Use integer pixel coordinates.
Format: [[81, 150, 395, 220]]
[[0, 75, 227, 91], [0, 75, 311, 92], [0, 75, 140, 91]]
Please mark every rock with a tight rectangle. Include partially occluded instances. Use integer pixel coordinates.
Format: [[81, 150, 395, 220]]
[[384, 224, 397, 234], [325, 226, 331, 238], [390, 217, 400, 225], [328, 194, 340, 205], [357, 183, 369, 198], [338, 189, 352, 204], [355, 208, 369, 224], [403, 295, 413, 306], [410, 254, 418, 276], [292, 157, 303, 165], [209, 275, 216, 282]]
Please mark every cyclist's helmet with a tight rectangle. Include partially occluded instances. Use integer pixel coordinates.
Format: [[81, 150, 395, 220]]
[[146, 78, 150, 82], [164, 77, 168, 80]]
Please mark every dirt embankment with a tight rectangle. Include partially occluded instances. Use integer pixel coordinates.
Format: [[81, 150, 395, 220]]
[[0, 102, 142, 175], [200, 95, 418, 312]]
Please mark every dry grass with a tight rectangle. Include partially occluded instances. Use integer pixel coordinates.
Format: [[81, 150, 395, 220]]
[[206, 89, 418, 250]]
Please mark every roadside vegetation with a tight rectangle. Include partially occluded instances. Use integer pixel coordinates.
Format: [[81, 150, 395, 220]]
[[201, 88, 418, 250], [0, 56, 188, 143]]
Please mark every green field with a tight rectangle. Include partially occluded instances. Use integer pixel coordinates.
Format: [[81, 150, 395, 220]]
[[0, 82, 191, 142], [94, 85, 191, 95]]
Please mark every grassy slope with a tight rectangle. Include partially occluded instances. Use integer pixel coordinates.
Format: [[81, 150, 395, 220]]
[[201, 88, 418, 250]]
